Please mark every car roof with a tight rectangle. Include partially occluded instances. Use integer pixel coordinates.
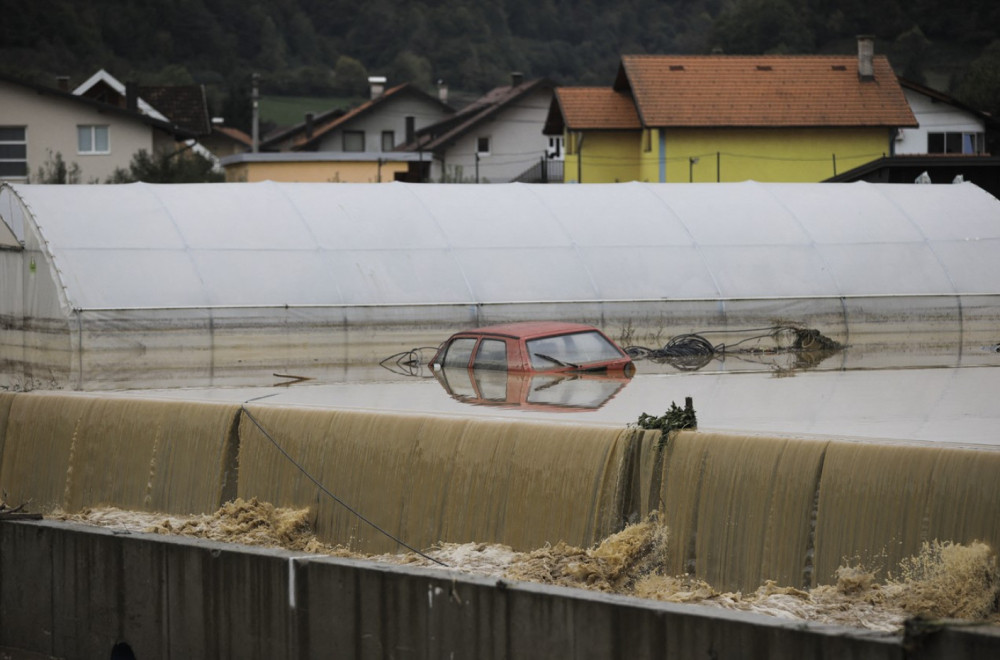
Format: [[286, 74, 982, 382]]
[[452, 321, 600, 340]]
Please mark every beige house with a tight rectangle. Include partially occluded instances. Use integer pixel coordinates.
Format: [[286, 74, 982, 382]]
[[0, 73, 195, 184]]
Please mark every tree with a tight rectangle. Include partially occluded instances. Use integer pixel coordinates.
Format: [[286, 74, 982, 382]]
[[332, 55, 368, 97], [892, 26, 932, 84], [220, 71, 255, 134], [106, 148, 223, 184], [389, 51, 433, 91], [954, 39, 1000, 119], [711, 0, 815, 54], [33, 150, 81, 184]]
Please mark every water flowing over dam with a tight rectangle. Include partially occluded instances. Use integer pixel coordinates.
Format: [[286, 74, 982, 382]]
[[3, 389, 997, 593]]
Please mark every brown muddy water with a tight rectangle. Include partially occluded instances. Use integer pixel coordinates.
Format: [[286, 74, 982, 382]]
[[3, 347, 999, 634]]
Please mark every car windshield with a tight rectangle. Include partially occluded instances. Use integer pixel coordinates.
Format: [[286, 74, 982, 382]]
[[527, 331, 623, 369]]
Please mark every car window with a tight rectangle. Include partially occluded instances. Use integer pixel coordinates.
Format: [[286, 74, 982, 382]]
[[527, 331, 623, 369], [474, 338, 507, 370], [442, 337, 477, 368]]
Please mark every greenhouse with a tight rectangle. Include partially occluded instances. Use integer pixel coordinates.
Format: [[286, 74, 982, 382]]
[[2, 180, 999, 389]]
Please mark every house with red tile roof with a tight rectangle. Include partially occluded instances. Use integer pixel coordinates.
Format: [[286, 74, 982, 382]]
[[544, 37, 918, 183]]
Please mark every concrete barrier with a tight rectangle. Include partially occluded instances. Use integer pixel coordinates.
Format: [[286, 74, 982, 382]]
[[3, 520, 997, 659]]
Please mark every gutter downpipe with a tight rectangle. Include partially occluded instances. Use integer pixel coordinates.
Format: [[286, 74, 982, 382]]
[[576, 132, 584, 183], [659, 130, 667, 182]]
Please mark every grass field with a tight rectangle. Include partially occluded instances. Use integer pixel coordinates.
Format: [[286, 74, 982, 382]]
[[260, 95, 358, 127]]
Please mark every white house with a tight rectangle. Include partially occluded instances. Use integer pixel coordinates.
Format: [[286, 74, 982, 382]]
[[399, 75, 560, 183], [255, 78, 454, 182], [0, 73, 195, 183], [896, 79, 990, 155]]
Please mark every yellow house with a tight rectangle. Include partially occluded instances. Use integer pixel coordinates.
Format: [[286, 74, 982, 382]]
[[220, 152, 425, 183], [545, 38, 918, 183]]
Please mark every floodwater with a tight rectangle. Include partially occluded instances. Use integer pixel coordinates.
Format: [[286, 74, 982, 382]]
[[7, 341, 1000, 634], [116, 348, 1000, 448]]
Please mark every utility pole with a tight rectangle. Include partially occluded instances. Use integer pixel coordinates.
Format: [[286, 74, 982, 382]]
[[251, 73, 260, 153]]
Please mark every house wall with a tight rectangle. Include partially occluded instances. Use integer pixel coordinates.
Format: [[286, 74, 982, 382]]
[[313, 95, 448, 155], [658, 127, 891, 183], [897, 89, 985, 155], [432, 87, 554, 183], [564, 130, 642, 183], [0, 80, 155, 184], [224, 159, 409, 183]]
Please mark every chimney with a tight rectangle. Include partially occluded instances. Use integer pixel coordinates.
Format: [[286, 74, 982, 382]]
[[125, 80, 139, 111], [511, 71, 524, 87], [437, 79, 448, 104], [368, 75, 387, 99], [857, 35, 875, 81], [304, 112, 314, 139], [56, 76, 70, 92]]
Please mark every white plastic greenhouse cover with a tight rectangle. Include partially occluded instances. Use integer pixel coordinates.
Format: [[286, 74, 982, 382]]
[[3, 180, 1000, 311]]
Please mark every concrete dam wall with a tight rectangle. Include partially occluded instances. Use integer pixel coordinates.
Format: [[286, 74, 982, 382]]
[[1, 390, 998, 595]]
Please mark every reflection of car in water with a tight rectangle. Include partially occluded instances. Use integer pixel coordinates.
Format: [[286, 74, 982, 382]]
[[429, 322, 635, 411], [430, 321, 635, 375], [434, 368, 631, 411]]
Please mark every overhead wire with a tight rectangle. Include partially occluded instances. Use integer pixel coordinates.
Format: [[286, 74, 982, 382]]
[[239, 400, 449, 567]]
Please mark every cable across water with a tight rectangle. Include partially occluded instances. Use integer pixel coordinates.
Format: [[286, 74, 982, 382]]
[[239, 401, 449, 567]]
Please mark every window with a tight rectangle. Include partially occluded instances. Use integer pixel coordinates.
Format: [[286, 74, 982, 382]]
[[476, 136, 491, 155], [927, 132, 983, 155], [0, 126, 27, 178], [474, 339, 507, 370], [77, 125, 109, 154], [343, 130, 365, 152], [546, 136, 563, 159], [442, 338, 476, 368], [381, 131, 395, 152]]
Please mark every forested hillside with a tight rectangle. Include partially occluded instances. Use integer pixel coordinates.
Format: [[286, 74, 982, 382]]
[[3, 0, 999, 132]]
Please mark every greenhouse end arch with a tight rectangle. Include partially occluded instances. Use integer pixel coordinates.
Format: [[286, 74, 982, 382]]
[[2, 180, 999, 389]]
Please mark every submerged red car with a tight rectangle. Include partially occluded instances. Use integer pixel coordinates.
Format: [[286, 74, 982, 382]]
[[430, 321, 635, 375]]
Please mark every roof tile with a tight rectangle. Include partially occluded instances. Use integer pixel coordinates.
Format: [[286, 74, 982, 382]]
[[620, 55, 917, 128], [555, 87, 641, 130]]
